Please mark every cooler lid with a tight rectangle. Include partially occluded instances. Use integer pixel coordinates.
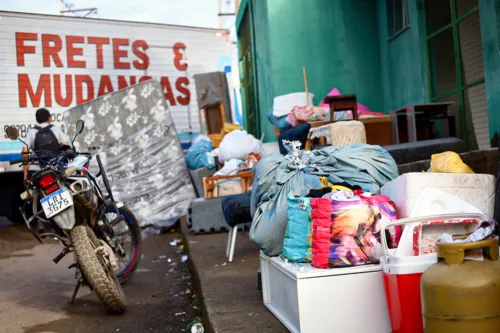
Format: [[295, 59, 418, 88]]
[[264, 254, 381, 280]]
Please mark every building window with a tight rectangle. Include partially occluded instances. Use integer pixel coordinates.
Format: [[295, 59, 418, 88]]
[[387, 0, 410, 39]]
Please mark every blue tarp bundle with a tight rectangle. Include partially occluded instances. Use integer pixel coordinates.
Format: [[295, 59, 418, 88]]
[[185, 140, 215, 170], [250, 144, 399, 256]]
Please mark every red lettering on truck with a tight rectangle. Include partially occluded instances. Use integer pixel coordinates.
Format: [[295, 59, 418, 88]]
[[112, 38, 130, 69], [14, 32, 192, 108], [88, 36, 110, 69], [66, 35, 86, 68], [97, 75, 113, 97], [54, 74, 73, 106], [16, 32, 37, 66], [176, 77, 191, 105], [75, 75, 95, 104], [18, 73, 52, 107], [173, 42, 188, 71], [41, 34, 63, 67], [118, 76, 137, 89], [160, 77, 176, 106], [132, 40, 149, 70]]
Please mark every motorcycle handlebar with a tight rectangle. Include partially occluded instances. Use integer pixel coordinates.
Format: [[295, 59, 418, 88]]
[[9, 158, 24, 165], [11, 149, 85, 165]]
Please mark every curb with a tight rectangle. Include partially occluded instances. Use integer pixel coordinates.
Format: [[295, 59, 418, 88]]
[[179, 216, 215, 333]]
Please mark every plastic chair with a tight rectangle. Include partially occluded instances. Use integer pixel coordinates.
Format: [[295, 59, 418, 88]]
[[226, 225, 239, 263], [221, 192, 252, 263]]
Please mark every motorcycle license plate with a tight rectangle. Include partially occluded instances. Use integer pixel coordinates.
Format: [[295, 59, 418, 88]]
[[40, 187, 73, 218]]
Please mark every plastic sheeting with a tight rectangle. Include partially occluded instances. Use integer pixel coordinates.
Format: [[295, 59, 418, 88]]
[[217, 130, 263, 163], [185, 140, 215, 170], [64, 80, 195, 229], [250, 144, 398, 256]]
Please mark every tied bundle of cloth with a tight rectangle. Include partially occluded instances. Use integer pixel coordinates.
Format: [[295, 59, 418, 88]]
[[286, 106, 329, 127], [311, 190, 399, 268], [283, 181, 401, 267], [250, 143, 399, 256]]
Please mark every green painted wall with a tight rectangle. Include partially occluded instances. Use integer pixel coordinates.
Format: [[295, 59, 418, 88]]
[[251, 0, 385, 142], [238, 0, 500, 143], [377, 0, 430, 111], [250, 0, 273, 140], [479, 0, 500, 142], [237, 0, 445, 142], [267, 0, 384, 108]]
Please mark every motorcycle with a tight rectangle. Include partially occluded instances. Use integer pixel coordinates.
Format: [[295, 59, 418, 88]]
[[4, 120, 142, 314]]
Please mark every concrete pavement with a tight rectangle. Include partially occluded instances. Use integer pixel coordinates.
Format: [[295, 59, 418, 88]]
[[182, 220, 288, 333], [0, 225, 197, 333]]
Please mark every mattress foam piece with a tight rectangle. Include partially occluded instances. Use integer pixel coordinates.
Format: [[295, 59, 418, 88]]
[[380, 172, 495, 219]]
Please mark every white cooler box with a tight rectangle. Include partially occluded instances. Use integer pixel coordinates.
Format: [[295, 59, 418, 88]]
[[380, 172, 495, 218], [260, 253, 391, 333]]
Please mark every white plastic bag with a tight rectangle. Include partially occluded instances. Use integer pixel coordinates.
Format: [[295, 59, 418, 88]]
[[192, 134, 211, 145], [218, 130, 263, 163], [214, 159, 243, 176]]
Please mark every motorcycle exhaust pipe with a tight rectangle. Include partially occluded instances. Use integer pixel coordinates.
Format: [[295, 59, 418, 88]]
[[73, 193, 99, 227], [69, 179, 91, 195], [70, 179, 98, 209]]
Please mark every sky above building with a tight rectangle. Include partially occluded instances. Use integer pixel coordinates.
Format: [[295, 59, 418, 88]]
[[0, 0, 231, 28]]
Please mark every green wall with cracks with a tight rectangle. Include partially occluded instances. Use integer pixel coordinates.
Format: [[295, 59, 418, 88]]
[[479, 0, 500, 142]]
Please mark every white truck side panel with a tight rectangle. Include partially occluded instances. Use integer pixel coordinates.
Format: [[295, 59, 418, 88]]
[[0, 11, 230, 170]]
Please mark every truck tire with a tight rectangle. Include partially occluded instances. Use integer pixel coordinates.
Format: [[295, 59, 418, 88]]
[[71, 225, 128, 314]]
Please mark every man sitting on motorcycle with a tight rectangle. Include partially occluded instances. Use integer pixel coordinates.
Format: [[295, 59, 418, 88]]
[[22, 108, 70, 235], [23, 108, 70, 181]]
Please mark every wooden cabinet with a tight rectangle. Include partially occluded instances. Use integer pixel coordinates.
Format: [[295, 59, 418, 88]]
[[360, 116, 392, 146]]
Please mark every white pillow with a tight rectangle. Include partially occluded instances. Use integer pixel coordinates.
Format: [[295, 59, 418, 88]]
[[272, 92, 315, 118]]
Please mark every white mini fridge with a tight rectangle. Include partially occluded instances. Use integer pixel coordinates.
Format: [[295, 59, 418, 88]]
[[260, 253, 391, 333]]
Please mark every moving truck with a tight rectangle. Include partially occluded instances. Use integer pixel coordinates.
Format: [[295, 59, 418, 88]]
[[0, 10, 231, 221]]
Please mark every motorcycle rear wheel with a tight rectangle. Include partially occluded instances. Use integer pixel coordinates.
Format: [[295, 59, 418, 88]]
[[71, 225, 128, 314]]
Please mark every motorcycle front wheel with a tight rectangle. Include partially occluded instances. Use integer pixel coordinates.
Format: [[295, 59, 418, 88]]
[[71, 225, 128, 314], [105, 206, 142, 284]]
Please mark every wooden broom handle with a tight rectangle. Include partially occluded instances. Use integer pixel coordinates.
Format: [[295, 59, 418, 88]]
[[303, 67, 310, 107]]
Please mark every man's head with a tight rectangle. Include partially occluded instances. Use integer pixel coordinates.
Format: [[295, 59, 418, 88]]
[[35, 108, 51, 124]]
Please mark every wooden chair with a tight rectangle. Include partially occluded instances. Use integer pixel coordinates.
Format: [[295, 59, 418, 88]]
[[199, 103, 226, 148], [202, 170, 253, 199]]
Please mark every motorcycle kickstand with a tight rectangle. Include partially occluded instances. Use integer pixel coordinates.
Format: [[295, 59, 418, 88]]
[[69, 278, 83, 304]]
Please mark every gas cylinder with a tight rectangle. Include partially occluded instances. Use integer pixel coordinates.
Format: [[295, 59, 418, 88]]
[[421, 237, 500, 332]]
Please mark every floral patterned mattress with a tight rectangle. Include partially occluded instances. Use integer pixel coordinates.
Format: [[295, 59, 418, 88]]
[[64, 80, 195, 228]]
